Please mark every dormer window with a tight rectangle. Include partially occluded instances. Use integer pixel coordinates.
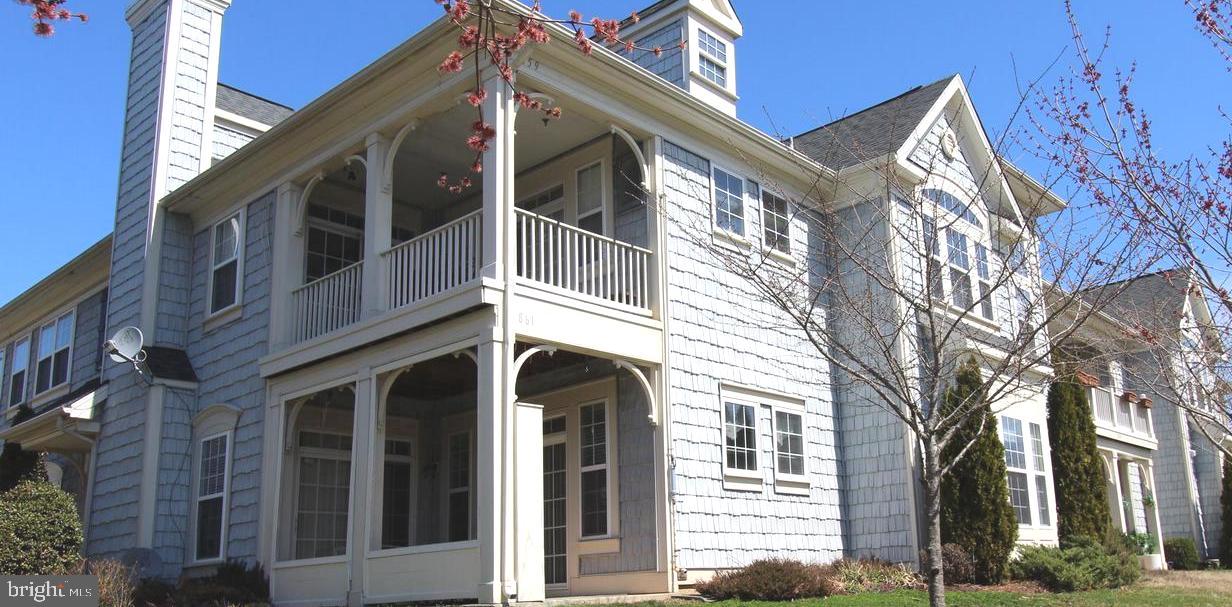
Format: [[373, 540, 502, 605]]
[[696, 28, 728, 87]]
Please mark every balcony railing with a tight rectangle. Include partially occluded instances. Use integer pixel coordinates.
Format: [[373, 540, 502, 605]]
[[1088, 386, 1154, 440], [385, 210, 483, 310], [515, 208, 651, 311], [291, 261, 363, 343]]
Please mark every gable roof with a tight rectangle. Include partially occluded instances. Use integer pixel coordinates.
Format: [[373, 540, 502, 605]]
[[216, 83, 295, 127], [791, 75, 955, 171], [1079, 268, 1194, 332]]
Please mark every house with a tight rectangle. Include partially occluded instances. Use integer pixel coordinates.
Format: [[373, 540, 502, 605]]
[[0, 0, 1090, 604], [1053, 270, 1229, 563]]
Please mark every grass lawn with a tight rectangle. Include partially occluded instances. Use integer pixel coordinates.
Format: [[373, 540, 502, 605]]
[[632, 570, 1232, 607]]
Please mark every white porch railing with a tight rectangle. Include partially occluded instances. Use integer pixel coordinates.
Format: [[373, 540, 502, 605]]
[[291, 261, 363, 343], [515, 208, 651, 310], [1089, 386, 1154, 439], [385, 210, 483, 310]]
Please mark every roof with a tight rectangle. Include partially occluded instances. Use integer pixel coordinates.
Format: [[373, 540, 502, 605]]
[[1079, 268, 1193, 331], [0, 234, 112, 343], [216, 83, 295, 127], [792, 75, 955, 171], [142, 346, 199, 383]]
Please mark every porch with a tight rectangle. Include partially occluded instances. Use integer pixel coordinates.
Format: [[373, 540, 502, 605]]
[[269, 79, 659, 359], [263, 332, 670, 607], [1098, 447, 1167, 570]]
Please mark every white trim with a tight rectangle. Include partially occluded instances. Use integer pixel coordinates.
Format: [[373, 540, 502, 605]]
[[214, 109, 271, 135], [205, 207, 246, 320], [577, 398, 614, 539], [6, 335, 31, 408], [710, 163, 746, 239], [189, 430, 233, 564]]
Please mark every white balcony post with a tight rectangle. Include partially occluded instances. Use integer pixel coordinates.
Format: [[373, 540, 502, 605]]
[[1111, 454, 1128, 533], [363, 133, 393, 319], [272, 181, 304, 349], [480, 74, 514, 283], [347, 369, 375, 607], [647, 135, 666, 318], [477, 331, 506, 604], [1143, 461, 1168, 563]]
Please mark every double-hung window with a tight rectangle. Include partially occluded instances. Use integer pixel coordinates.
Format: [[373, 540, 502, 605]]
[[723, 400, 757, 473], [305, 204, 363, 282], [195, 433, 229, 561], [1001, 416, 1032, 524], [447, 431, 473, 542], [295, 430, 353, 559], [210, 212, 243, 314], [974, 244, 994, 319], [946, 229, 974, 310], [576, 162, 605, 235], [696, 28, 727, 87], [579, 402, 609, 537], [9, 339, 29, 406], [713, 167, 745, 236], [1029, 423, 1051, 525], [762, 190, 791, 254], [922, 216, 945, 300], [773, 410, 804, 477], [35, 312, 73, 395]]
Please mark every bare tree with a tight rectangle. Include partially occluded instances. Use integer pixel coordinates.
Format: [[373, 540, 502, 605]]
[[635, 76, 1153, 605], [1025, 1, 1232, 462]]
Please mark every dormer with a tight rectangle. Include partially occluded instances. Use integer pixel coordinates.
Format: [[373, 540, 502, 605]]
[[619, 0, 742, 116]]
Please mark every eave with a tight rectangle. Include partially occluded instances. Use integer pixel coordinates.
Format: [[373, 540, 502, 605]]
[[0, 234, 111, 344]]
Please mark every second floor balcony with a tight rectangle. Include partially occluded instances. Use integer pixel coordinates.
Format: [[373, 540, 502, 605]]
[[1088, 385, 1156, 447], [265, 81, 661, 370]]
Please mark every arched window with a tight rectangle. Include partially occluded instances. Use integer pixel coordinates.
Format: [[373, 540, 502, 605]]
[[921, 188, 981, 228]]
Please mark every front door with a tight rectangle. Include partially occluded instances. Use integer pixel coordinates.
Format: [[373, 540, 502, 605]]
[[543, 416, 568, 588]]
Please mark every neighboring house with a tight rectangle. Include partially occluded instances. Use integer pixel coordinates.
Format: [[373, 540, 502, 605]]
[[0, 0, 1082, 605], [1064, 270, 1229, 562], [1046, 297, 1168, 569]]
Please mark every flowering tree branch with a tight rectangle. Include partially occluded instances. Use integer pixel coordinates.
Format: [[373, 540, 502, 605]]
[[433, 0, 684, 191], [17, 0, 86, 37]]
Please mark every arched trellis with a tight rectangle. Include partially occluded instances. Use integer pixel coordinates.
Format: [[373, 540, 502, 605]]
[[612, 360, 658, 426], [382, 119, 420, 194], [610, 124, 649, 190]]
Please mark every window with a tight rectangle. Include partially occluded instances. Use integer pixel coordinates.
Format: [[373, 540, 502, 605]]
[[696, 28, 727, 87], [723, 401, 757, 472], [762, 190, 791, 254], [773, 410, 804, 477], [713, 167, 745, 236], [922, 216, 945, 300], [1029, 423, 1046, 473], [1034, 475, 1051, 526], [974, 244, 994, 320], [447, 432, 472, 542], [921, 189, 980, 227], [209, 212, 243, 314], [9, 338, 29, 406], [1029, 423, 1051, 525], [381, 439, 413, 549], [35, 312, 73, 395], [517, 185, 565, 222], [295, 430, 353, 559], [946, 229, 973, 310], [1001, 416, 1031, 524], [579, 402, 609, 537], [305, 204, 363, 283], [576, 163, 605, 235], [195, 433, 229, 561], [0, 349, 5, 406], [543, 417, 567, 585], [916, 323, 937, 415]]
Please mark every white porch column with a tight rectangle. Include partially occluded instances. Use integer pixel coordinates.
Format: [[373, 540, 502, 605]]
[[348, 370, 376, 607], [362, 133, 393, 319], [271, 181, 304, 349], [1143, 461, 1168, 564], [1110, 454, 1128, 533], [477, 332, 507, 604], [646, 135, 666, 319], [480, 74, 514, 283], [513, 402, 544, 602]]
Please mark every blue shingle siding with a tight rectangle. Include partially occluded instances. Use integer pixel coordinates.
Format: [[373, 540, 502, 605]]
[[579, 374, 658, 574], [183, 191, 274, 562], [661, 141, 845, 569], [153, 386, 195, 577], [621, 20, 685, 88], [71, 289, 107, 392], [156, 212, 195, 348], [89, 2, 170, 559]]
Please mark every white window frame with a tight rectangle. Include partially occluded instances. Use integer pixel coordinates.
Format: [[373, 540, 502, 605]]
[[761, 189, 792, 256], [1000, 415, 1054, 529], [711, 165, 747, 239], [770, 400, 808, 494], [7, 337, 30, 407], [721, 396, 759, 482], [1001, 416, 1032, 525], [0, 348, 6, 407], [695, 27, 728, 88], [377, 430, 419, 551], [304, 212, 364, 284], [34, 310, 74, 396], [915, 187, 997, 322], [542, 414, 568, 587], [207, 209, 245, 318], [574, 161, 607, 237], [292, 429, 354, 561], [577, 399, 612, 539], [191, 431, 232, 564], [445, 430, 474, 543], [517, 183, 566, 221]]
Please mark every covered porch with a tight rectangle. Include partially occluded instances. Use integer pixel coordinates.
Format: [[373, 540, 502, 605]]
[[262, 322, 670, 607], [1098, 447, 1167, 570]]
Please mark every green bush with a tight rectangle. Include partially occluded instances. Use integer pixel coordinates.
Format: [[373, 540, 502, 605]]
[[1164, 537, 1201, 570], [921, 543, 975, 584], [1010, 536, 1140, 592], [0, 407, 48, 493], [694, 558, 841, 600], [1122, 532, 1157, 556], [0, 480, 83, 575], [1046, 380, 1111, 542], [940, 357, 1019, 584]]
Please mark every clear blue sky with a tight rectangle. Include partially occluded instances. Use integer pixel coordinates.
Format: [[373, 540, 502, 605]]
[[0, 0, 1224, 306]]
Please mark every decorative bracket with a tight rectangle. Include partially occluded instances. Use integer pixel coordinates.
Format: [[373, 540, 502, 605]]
[[383, 119, 420, 194], [612, 360, 658, 426], [610, 124, 650, 190], [512, 345, 558, 400], [294, 171, 325, 237]]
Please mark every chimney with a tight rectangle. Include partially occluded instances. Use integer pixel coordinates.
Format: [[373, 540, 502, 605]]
[[619, 0, 742, 116]]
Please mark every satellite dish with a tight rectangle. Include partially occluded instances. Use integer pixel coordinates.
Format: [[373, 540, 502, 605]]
[[106, 326, 145, 364]]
